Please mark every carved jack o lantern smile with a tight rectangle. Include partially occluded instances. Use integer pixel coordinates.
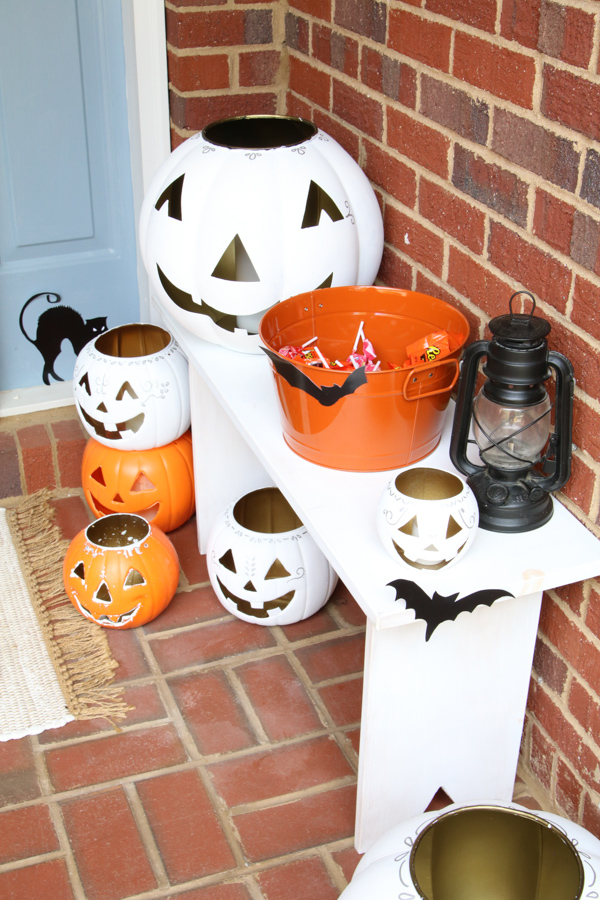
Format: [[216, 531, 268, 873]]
[[215, 547, 297, 619]]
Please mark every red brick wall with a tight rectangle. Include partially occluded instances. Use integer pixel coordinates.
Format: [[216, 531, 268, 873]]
[[166, 0, 600, 831], [166, 0, 286, 148]]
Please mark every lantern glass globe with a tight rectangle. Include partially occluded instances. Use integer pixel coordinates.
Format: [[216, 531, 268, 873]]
[[473, 389, 552, 471]]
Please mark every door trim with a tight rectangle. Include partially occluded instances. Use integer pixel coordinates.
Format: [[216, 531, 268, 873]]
[[0, 0, 170, 417]]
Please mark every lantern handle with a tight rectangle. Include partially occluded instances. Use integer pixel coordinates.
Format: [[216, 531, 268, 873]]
[[449, 340, 490, 477], [508, 289, 537, 322], [529, 350, 575, 494]]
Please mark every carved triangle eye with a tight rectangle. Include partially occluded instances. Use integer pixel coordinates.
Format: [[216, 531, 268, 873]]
[[301, 180, 344, 228], [124, 569, 145, 587], [91, 467, 105, 486], [212, 235, 260, 282], [155, 173, 184, 220], [219, 549, 236, 572], [72, 561, 85, 580], [79, 372, 91, 395], [446, 516, 462, 539], [116, 381, 138, 401], [265, 558, 291, 580], [399, 516, 418, 536]]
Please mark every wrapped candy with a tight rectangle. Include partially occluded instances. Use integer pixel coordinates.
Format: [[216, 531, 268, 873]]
[[403, 331, 465, 368]]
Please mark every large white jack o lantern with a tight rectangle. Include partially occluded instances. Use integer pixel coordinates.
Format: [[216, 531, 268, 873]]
[[139, 115, 384, 353], [377, 467, 479, 570], [207, 487, 338, 625], [73, 323, 190, 450], [340, 801, 600, 900]]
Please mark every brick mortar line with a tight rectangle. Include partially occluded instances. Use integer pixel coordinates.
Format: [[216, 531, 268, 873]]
[[168, 82, 280, 99], [46, 797, 90, 900], [529, 660, 600, 758], [227, 774, 358, 817], [165, 0, 277, 11], [124, 781, 171, 890], [195, 762, 249, 870], [274, 638, 361, 773], [0, 850, 64, 875], [524, 708, 600, 801], [319, 844, 352, 894], [225, 667, 271, 743], [142, 614, 365, 646]]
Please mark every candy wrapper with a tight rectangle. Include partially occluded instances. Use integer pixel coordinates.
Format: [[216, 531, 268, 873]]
[[277, 322, 388, 372], [403, 331, 465, 368]]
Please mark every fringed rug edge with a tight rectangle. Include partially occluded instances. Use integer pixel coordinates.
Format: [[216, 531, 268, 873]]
[[6, 489, 131, 722]]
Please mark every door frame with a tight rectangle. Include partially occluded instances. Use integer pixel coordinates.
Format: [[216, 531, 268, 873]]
[[0, 0, 171, 417]]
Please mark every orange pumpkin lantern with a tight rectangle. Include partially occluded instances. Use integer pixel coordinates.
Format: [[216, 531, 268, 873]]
[[81, 430, 195, 533], [63, 514, 180, 628]]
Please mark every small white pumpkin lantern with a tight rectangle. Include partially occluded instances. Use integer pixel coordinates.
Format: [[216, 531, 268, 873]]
[[376, 467, 479, 570], [139, 114, 384, 354], [340, 801, 600, 900], [73, 323, 190, 451], [206, 487, 338, 625]]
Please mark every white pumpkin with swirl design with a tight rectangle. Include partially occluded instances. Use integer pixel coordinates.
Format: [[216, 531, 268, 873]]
[[340, 801, 600, 900], [376, 466, 479, 571], [207, 487, 338, 625]]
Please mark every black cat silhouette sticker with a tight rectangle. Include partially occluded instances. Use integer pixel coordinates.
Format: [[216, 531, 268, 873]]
[[19, 293, 108, 385]]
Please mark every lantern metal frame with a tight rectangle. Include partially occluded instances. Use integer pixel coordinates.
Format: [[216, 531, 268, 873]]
[[450, 291, 575, 533]]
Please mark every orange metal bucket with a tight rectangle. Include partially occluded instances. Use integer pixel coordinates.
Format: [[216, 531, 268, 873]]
[[259, 286, 470, 471]]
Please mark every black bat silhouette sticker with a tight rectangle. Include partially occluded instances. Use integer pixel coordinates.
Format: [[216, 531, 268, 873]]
[[262, 346, 368, 407], [388, 579, 514, 640]]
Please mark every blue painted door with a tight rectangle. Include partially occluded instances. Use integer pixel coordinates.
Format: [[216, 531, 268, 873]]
[[0, 0, 140, 391]]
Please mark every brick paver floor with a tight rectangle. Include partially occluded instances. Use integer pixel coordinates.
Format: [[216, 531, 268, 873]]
[[0, 406, 547, 900]]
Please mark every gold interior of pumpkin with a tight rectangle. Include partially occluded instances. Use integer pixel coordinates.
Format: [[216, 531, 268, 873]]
[[233, 488, 303, 534], [410, 806, 583, 900], [394, 468, 463, 501], [203, 115, 317, 150], [95, 324, 170, 358], [87, 514, 150, 548]]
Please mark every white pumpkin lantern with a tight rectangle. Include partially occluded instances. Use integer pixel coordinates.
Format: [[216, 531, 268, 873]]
[[139, 114, 384, 353], [377, 466, 479, 571], [340, 801, 600, 900], [206, 487, 338, 625], [73, 323, 190, 451]]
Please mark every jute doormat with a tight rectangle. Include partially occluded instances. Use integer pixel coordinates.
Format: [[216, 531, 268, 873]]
[[0, 489, 130, 740]]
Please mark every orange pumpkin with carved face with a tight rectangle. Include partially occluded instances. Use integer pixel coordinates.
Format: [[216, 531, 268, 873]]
[[63, 514, 180, 629], [81, 431, 195, 533]]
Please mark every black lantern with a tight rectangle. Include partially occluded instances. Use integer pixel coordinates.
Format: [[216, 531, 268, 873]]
[[450, 291, 574, 533]]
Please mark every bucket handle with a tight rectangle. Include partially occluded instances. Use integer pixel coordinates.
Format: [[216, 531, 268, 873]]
[[402, 358, 460, 401]]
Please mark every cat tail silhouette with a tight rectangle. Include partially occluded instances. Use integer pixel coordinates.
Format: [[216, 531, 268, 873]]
[[19, 293, 62, 343], [388, 578, 514, 640], [262, 346, 368, 407]]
